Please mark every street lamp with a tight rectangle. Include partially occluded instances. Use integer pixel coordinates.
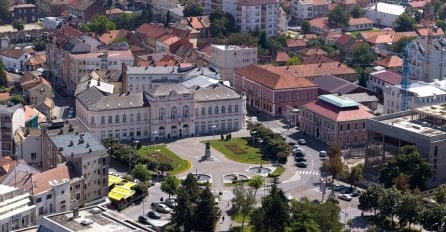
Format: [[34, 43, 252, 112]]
[[152, 131, 158, 152], [258, 139, 263, 168], [251, 130, 257, 147], [211, 125, 217, 140], [142, 200, 147, 215], [290, 108, 299, 129]]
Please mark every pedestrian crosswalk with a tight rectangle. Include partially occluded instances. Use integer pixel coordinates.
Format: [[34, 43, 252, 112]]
[[296, 170, 320, 176]]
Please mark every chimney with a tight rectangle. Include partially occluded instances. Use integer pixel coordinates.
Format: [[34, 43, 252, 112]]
[[97, 80, 100, 86], [121, 63, 127, 95]]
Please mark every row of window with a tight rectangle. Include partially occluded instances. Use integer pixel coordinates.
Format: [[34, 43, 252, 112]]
[[158, 105, 190, 120], [101, 127, 148, 138], [195, 105, 239, 117], [94, 112, 146, 125], [195, 119, 240, 133]]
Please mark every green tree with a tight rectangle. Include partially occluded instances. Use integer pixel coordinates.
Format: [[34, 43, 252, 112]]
[[161, 175, 180, 200], [287, 56, 302, 65], [224, 33, 258, 46], [33, 39, 46, 51], [12, 18, 25, 31], [183, 3, 203, 17], [379, 145, 432, 190], [358, 183, 384, 215], [181, 173, 200, 202], [358, 69, 368, 88], [420, 204, 446, 231], [390, 37, 414, 54], [232, 184, 256, 230], [0, 61, 7, 86], [194, 187, 217, 231], [378, 187, 401, 225], [322, 144, 347, 197], [328, 5, 349, 28], [106, 0, 113, 9], [158, 162, 173, 175], [10, 95, 24, 104], [434, 187, 446, 205], [395, 13, 416, 32], [0, 0, 9, 21], [251, 184, 289, 232], [209, 10, 238, 37], [258, 31, 268, 49], [301, 20, 311, 34], [172, 188, 196, 231], [248, 175, 264, 197], [131, 163, 150, 182], [396, 193, 420, 229], [351, 43, 375, 68], [136, 8, 153, 26], [351, 6, 366, 18], [82, 16, 116, 34], [348, 164, 363, 187], [112, 13, 136, 30], [131, 182, 149, 198]]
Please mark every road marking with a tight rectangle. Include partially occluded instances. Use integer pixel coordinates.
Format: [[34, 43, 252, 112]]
[[296, 170, 320, 176]]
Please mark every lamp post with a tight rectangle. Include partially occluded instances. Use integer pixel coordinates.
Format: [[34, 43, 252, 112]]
[[251, 131, 257, 147], [290, 108, 299, 129], [142, 200, 147, 215], [258, 139, 263, 169], [152, 131, 158, 152], [211, 125, 217, 140]]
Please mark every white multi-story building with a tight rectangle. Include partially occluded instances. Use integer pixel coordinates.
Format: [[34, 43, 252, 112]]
[[76, 83, 246, 141], [197, 0, 222, 14], [67, 50, 134, 92], [14, 127, 42, 169], [210, 44, 258, 82], [0, 185, 35, 231], [408, 38, 446, 82], [0, 104, 25, 157], [384, 79, 446, 114], [235, 0, 281, 36], [290, 0, 329, 23], [366, 2, 404, 27], [125, 65, 220, 94]]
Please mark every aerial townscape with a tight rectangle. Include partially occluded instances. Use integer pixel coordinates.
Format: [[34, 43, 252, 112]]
[[1, 0, 446, 231]]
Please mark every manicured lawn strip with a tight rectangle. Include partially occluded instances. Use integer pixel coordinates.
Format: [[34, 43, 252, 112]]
[[269, 166, 285, 177], [232, 212, 251, 223], [206, 138, 269, 164], [136, 145, 190, 174]]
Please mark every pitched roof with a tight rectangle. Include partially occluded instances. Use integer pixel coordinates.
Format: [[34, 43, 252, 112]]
[[50, 25, 83, 48], [0, 92, 10, 102], [375, 55, 403, 68], [278, 62, 357, 78], [417, 28, 445, 37], [308, 75, 366, 94], [286, 38, 306, 48], [302, 98, 374, 122], [31, 165, 73, 195], [106, 8, 124, 15], [186, 16, 210, 29], [348, 17, 374, 25], [235, 64, 317, 90], [313, 0, 328, 5], [301, 54, 337, 64], [194, 84, 241, 101], [309, 17, 330, 30], [408, 0, 427, 8], [275, 51, 290, 62], [157, 34, 181, 45], [370, 70, 402, 85], [336, 34, 354, 46], [299, 48, 328, 56], [0, 48, 28, 59], [76, 87, 146, 111], [135, 23, 168, 40], [338, 0, 357, 5], [24, 105, 46, 123], [97, 29, 129, 44]]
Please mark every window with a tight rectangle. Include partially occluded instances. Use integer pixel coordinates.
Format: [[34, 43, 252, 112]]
[[46, 194, 52, 199], [122, 129, 127, 137], [228, 105, 232, 113], [201, 107, 205, 116], [31, 153, 37, 160], [171, 106, 178, 119], [215, 106, 219, 114], [347, 124, 350, 130], [355, 123, 357, 130], [115, 115, 119, 123], [195, 108, 198, 116], [123, 114, 127, 122], [129, 128, 134, 137], [340, 125, 343, 131], [234, 119, 239, 128], [130, 114, 134, 122], [235, 105, 239, 113], [208, 107, 212, 115], [159, 108, 165, 120], [137, 113, 141, 121], [108, 116, 112, 124], [137, 128, 141, 136], [36, 197, 42, 203], [183, 105, 189, 118], [115, 130, 120, 138], [90, 117, 95, 125], [101, 117, 105, 124], [221, 120, 225, 130]]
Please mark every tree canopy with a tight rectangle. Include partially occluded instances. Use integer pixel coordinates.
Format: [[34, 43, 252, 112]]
[[161, 175, 180, 199], [0, 0, 9, 22], [251, 184, 289, 232], [209, 10, 238, 37], [232, 184, 256, 230], [379, 145, 432, 190], [80, 16, 116, 34], [351, 6, 366, 18], [395, 13, 416, 32], [183, 3, 203, 17], [0, 61, 7, 86], [390, 37, 414, 54], [301, 20, 311, 34], [12, 19, 25, 31], [328, 5, 349, 28], [131, 163, 150, 182]]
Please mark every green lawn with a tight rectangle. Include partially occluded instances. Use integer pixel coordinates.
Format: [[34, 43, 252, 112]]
[[232, 212, 251, 223], [350, 28, 380, 38], [207, 137, 269, 164], [136, 145, 190, 175], [269, 166, 285, 177]]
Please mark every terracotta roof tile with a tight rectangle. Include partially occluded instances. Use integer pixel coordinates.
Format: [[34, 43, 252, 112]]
[[278, 62, 356, 78], [97, 29, 129, 44], [302, 98, 373, 122], [0, 92, 10, 102], [135, 23, 168, 40], [313, 0, 328, 5], [106, 8, 124, 15], [0, 48, 28, 59], [309, 17, 329, 30], [275, 51, 290, 62], [286, 38, 306, 48], [235, 64, 317, 90], [336, 34, 354, 46], [371, 70, 402, 85], [417, 28, 445, 37], [375, 55, 403, 68], [348, 17, 374, 25], [299, 48, 328, 56], [408, 0, 428, 8], [31, 165, 72, 195]]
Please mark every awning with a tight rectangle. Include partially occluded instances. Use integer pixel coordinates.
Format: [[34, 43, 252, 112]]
[[121, 182, 136, 190], [108, 175, 123, 187], [108, 186, 135, 202]]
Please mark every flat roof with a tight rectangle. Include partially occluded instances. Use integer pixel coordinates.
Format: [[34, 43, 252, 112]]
[[379, 114, 446, 137], [0, 184, 16, 194], [49, 132, 106, 158], [318, 94, 360, 108], [367, 2, 405, 15], [409, 85, 446, 97], [40, 206, 143, 232]]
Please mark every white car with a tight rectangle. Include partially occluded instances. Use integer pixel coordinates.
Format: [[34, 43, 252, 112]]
[[155, 203, 171, 213], [338, 194, 352, 201]]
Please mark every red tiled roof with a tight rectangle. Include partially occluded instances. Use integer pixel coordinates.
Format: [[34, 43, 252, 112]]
[[106, 8, 124, 15], [371, 70, 402, 85], [348, 17, 374, 25], [157, 34, 181, 45], [304, 34, 318, 40], [313, 0, 328, 5], [0, 92, 10, 102], [338, 0, 357, 5], [309, 17, 329, 30], [235, 64, 317, 90], [417, 28, 445, 37], [135, 23, 168, 40], [375, 55, 403, 68], [275, 51, 290, 62], [286, 38, 306, 48], [299, 48, 328, 56], [97, 29, 129, 44], [31, 165, 72, 194], [303, 98, 373, 122], [408, 0, 427, 8], [302, 54, 336, 64], [336, 34, 354, 46], [50, 25, 83, 48], [0, 48, 28, 59], [278, 62, 356, 78]]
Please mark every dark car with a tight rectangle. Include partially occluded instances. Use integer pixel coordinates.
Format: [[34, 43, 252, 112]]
[[138, 216, 150, 224], [334, 185, 346, 192], [295, 157, 306, 162], [147, 211, 161, 219], [296, 161, 307, 168], [294, 151, 305, 157], [350, 189, 361, 197]]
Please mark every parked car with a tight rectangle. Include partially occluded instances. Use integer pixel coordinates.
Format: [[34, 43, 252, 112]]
[[334, 185, 346, 192], [338, 194, 353, 201], [293, 147, 303, 154], [164, 198, 178, 208], [296, 161, 307, 168], [147, 211, 161, 219], [319, 151, 327, 157], [155, 203, 171, 213], [288, 142, 296, 146], [294, 151, 305, 157], [350, 189, 361, 197], [138, 216, 150, 224], [297, 139, 306, 145], [295, 157, 306, 162]]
